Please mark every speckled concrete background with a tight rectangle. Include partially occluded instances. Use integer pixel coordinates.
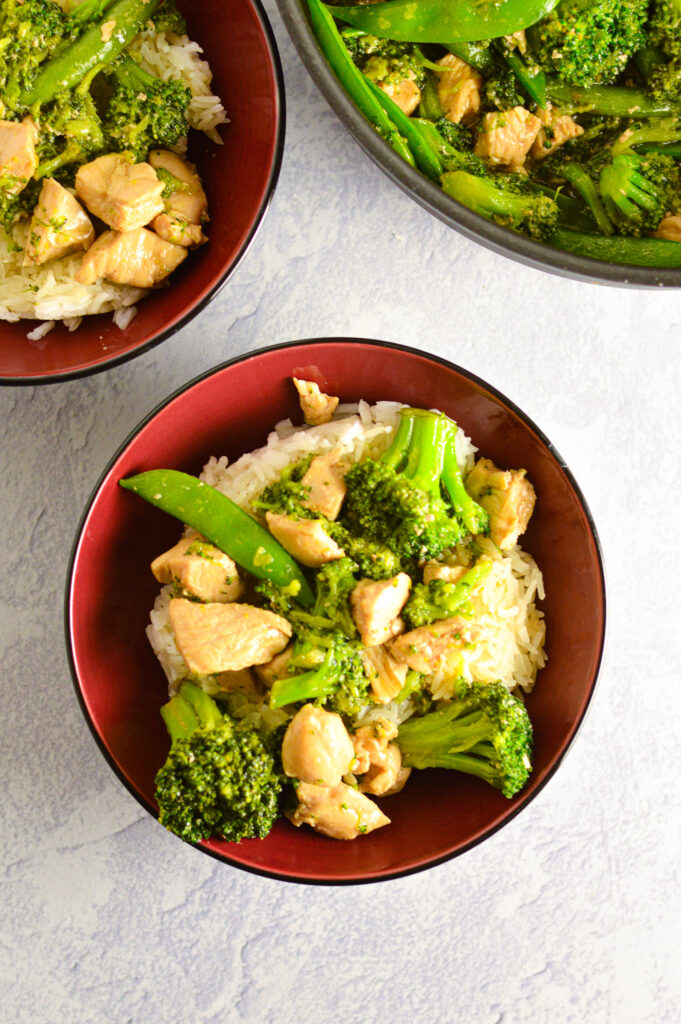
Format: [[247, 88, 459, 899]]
[[2, 4, 681, 1022]]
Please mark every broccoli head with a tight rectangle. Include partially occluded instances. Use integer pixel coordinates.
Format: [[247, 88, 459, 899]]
[[396, 680, 533, 799], [155, 681, 283, 844], [0, 0, 67, 110], [528, 0, 648, 86], [103, 55, 191, 160], [599, 151, 680, 235], [403, 559, 493, 629], [269, 628, 370, 717], [342, 408, 484, 564], [342, 29, 426, 90]]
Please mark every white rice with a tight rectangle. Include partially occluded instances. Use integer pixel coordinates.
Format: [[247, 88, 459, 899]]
[[146, 401, 546, 721], [0, 22, 226, 329]]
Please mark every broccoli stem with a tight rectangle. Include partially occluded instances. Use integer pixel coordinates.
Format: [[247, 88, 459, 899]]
[[381, 409, 447, 498], [160, 682, 223, 744], [269, 654, 338, 709], [19, 0, 162, 106], [67, 0, 119, 29], [560, 162, 614, 236], [611, 121, 681, 156], [440, 424, 489, 535]]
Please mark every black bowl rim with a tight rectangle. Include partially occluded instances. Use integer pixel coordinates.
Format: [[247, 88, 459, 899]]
[[276, 0, 681, 289], [1, 0, 286, 388], [65, 336, 607, 885]]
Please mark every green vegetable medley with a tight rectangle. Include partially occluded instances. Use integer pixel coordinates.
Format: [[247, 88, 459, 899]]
[[307, 0, 681, 267], [122, 397, 543, 846]]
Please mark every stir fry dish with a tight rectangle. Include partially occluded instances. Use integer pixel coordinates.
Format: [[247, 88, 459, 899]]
[[120, 385, 546, 844], [307, 0, 681, 268], [0, 0, 226, 331]]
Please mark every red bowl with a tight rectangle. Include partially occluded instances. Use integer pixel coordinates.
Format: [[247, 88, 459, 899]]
[[66, 339, 606, 883], [0, 0, 284, 385]]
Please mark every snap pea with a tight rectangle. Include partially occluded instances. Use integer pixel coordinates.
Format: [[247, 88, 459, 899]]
[[364, 78, 444, 180], [306, 0, 415, 167], [119, 470, 315, 606], [20, 0, 161, 105], [545, 81, 675, 118], [550, 228, 681, 267], [447, 42, 495, 74], [328, 0, 561, 46], [637, 142, 681, 158]]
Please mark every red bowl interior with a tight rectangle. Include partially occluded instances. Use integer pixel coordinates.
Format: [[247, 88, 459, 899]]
[[67, 339, 606, 883], [0, 0, 283, 384]]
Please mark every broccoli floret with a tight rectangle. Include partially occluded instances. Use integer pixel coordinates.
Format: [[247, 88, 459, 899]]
[[342, 28, 426, 90], [403, 560, 493, 629], [155, 681, 284, 844], [433, 117, 473, 153], [147, 0, 186, 34], [103, 55, 191, 160], [269, 629, 369, 717], [252, 454, 315, 520], [34, 85, 104, 179], [0, 0, 67, 110], [599, 151, 680, 234], [441, 170, 559, 241], [528, 0, 648, 86], [396, 680, 533, 799], [342, 408, 485, 564], [483, 63, 524, 112]]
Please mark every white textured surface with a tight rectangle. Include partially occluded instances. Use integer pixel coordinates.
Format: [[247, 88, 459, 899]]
[[2, 5, 681, 1021]]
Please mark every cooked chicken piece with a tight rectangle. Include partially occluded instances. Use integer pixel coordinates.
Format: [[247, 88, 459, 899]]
[[0, 118, 38, 195], [23, 178, 94, 266], [148, 148, 208, 248], [475, 107, 541, 171], [350, 573, 411, 648], [151, 533, 243, 603], [360, 645, 408, 704], [352, 719, 411, 797], [531, 107, 583, 161], [390, 616, 482, 675], [655, 214, 681, 241], [169, 599, 292, 675], [422, 561, 468, 585], [282, 704, 355, 787], [75, 227, 187, 288], [504, 30, 527, 53], [379, 75, 421, 116], [287, 781, 390, 839], [265, 511, 345, 568], [435, 54, 482, 125], [213, 668, 259, 694], [465, 458, 536, 550], [254, 644, 294, 689], [300, 451, 347, 520], [293, 378, 339, 425], [75, 153, 165, 232]]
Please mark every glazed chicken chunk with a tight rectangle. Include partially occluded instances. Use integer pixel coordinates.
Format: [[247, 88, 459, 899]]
[[254, 644, 293, 689], [151, 533, 243, 603], [287, 781, 390, 840], [422, 561, 468, 585], [390, 616, 482, 675], [282, 704, 355, 787], [293, 378, 339, 425], [75, 227, 187, 288], [148, 148, 208, 248], [360, 644, 408, 704], [299, 451, 347, 520], [169, 599, 292, 674], [352, 718, 411, 797], [379, 74, 421, 116], [436, 54, 482, 125], [75, 153, 165, 232], [265, 511, 345, 568], [350, 573, 411, 648], [655, 215, 681, 241], [0, 118, 38, 195], [475, 106, 541, 171], [465, 458, 536, 550], [531, 107, 584, 161], [23, 178, 94, 266]]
